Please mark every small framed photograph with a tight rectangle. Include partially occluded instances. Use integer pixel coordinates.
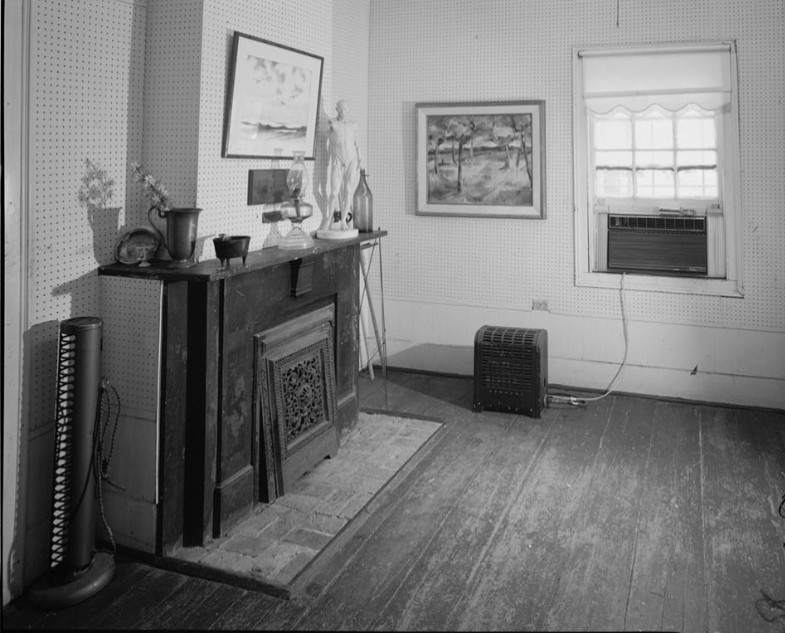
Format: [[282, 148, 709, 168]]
[[222, 32, 324, 159], [415, 101, 546, 218], [247, 169, 289, 205]]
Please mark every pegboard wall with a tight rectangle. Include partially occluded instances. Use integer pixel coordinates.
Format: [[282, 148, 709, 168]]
[[27, 0, 147, 435], [99, 277, 162, 419], [23, 0, 365, 430], [192, 0, 332, 254], [368, 0, 785, 333]]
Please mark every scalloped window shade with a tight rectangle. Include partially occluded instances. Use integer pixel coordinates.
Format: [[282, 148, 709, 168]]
[[581, 44, 732, 113]]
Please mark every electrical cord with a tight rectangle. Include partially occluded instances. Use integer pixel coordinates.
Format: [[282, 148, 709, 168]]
[[548, 273, 629, 407], [93, 378, 124, 555]]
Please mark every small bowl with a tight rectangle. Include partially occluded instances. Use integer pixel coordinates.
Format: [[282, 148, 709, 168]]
[[213, 235, 251, 266]]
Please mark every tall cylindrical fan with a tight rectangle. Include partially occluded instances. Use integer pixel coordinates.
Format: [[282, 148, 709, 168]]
[[29, 317, 115, 609]]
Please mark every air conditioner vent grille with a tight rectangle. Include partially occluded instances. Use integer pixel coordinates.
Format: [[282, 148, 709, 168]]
[[609, 215, 706, 233]]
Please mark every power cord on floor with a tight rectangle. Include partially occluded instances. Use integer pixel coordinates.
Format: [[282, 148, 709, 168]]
[[547, 273, 629, 407]]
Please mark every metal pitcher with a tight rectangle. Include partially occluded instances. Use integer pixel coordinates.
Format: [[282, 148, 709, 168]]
[[148, 206, 201, 268]]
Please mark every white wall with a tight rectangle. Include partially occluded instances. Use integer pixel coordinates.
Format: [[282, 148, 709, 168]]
[[366, 0, 785, 409]]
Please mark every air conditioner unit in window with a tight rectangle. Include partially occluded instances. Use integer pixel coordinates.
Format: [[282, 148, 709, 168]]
[[607, 215, 707, 275]]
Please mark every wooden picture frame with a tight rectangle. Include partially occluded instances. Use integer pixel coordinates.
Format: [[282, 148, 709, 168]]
[[222, 32, 324, 160], [415, 101, 546, 218]]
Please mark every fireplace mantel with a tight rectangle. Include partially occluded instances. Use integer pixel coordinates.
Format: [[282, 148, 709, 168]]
[[99, 231, 386, 555]]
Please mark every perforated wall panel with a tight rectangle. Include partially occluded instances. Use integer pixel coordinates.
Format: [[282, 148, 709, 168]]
[[188, 0, 337, 257], [99, 277, 162, 419], [368, 0, 785, 332], [27, 0, 147, 433], [142, 0, 202, 229]]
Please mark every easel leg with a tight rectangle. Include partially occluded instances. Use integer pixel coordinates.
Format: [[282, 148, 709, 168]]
[[360, 246, 385, 378]]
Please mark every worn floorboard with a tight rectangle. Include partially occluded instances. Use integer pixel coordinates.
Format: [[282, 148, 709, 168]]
[[623, 400, 706, 633], [702, 407, 785, 632], [448, 396, 617, 631], [369, 408, 559, 630], [4, 370, 784, 632], [294, 420, 510, 629]]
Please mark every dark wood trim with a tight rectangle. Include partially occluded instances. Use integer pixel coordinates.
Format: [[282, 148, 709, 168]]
[[212, 465, 255, 536], [98, 230, 387, 282], [159, 281, 188, 555]]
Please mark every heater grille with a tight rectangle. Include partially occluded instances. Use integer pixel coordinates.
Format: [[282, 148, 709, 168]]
[[473, 326, 547, 418]]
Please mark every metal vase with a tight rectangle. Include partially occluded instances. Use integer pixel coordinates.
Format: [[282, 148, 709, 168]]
[[148, 207, 201, 268]]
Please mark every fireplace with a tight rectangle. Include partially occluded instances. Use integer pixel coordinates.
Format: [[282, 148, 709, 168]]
[[255, 305, 339, 502], [98, 232, 385, 556]]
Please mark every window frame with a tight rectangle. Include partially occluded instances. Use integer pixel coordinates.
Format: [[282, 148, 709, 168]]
[[572, 42, 744, 297]]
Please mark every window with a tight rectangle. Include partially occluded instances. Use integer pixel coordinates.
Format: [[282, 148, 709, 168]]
[[573, 43, 743, 296]]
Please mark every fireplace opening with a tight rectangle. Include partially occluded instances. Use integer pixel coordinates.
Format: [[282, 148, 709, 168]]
[[254, 304, 339, 503]]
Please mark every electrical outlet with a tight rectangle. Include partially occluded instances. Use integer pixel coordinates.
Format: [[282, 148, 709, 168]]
[[532, 299, 549, 311]]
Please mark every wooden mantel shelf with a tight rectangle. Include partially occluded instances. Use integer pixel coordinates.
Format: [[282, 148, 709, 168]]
[[98, 230, 387, 282]]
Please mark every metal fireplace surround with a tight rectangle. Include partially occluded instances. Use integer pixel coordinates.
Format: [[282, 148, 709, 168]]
[[99, 231, 385, 556]]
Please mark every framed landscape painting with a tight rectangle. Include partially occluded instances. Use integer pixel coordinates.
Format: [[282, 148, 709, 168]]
[[222, 32, 324, 159], [416, 101, 546, 218]]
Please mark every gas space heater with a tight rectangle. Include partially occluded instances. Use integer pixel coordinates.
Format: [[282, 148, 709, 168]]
[[473, 326, 548, 418]]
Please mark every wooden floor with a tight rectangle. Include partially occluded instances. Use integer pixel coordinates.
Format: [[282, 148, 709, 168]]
[[5, 370, 785, 631]]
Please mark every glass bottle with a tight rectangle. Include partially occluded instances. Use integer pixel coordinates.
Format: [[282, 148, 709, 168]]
[[352, 169, 373, 232]]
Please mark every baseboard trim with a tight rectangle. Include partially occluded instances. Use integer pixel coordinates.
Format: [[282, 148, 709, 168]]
[[368, 364, 785, 415]]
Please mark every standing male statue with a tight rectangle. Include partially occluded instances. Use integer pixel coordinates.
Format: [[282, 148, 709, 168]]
[[327, 100, 361, 231]]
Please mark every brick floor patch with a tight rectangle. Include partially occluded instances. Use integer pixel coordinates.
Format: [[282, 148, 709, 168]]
[[290, 479, 337, 499], [222, 534, 276, 557], [251, 542, 306, 577], [200, 548, 257, 574], [275, 492, 323, 514], [338, 491, 375, 519], [276, 550, 315, 584], [283, 527, 333, 551], [315, 487, 356, 515], [305, 513, 348, 535], [170, 412, 440, 589], [232, 503, 290, 537]]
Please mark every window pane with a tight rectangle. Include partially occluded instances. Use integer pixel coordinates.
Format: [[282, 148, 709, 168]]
[[636, 169, 674, 198], [594, 118, 632, 149], [591, 105, 719, 202], [596, 168, 633, 197], [595, 150, 633, 167], [635, 115, 673, 149], [678, 168, 718, 198], [636, 150, 674, 167], [677, 150, 717, 166], [677, 113, 716, 148]]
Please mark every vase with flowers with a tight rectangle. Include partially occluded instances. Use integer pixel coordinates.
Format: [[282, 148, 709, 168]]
[[132, 162, 201, 268]]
